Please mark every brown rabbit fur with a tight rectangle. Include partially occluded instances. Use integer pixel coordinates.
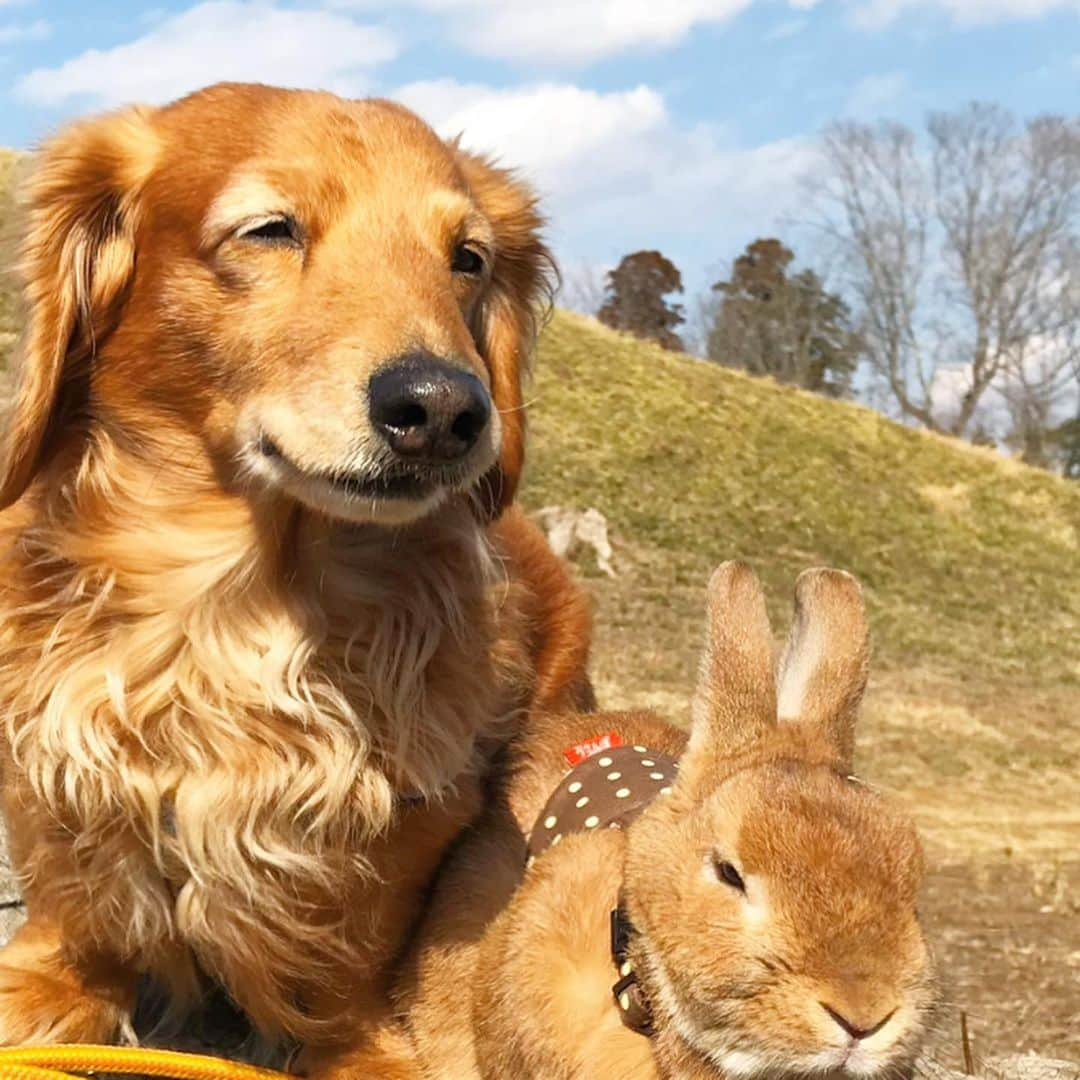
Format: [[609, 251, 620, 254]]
[[402, 563, 939, 1080]]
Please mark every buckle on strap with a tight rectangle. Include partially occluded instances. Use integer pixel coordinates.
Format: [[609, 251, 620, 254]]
[[610, 905, 655, 1038]]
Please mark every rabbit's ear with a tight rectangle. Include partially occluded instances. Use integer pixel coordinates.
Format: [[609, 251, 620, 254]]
[[776, 568, 869, 770], [680, 562, 777, 793]]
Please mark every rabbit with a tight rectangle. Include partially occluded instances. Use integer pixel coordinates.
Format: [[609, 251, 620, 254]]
[[400, 562, 939, 1079]]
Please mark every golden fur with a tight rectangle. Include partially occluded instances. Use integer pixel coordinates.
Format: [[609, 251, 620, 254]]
[[0, 83, 593, 1078], [401, 565, 939, 1079]]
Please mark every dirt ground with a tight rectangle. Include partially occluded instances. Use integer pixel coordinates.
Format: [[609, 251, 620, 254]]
[[918, 860, 1080, 1070]]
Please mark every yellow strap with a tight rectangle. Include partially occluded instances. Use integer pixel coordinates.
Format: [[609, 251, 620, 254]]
[[0, 1065, 77, 1080], [0, 1047, 291, 1080]]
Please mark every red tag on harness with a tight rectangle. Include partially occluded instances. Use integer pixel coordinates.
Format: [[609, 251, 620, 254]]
[[563, 731, 623, 766]]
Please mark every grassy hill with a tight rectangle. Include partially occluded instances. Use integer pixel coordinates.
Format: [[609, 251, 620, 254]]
[[526, 313, 1078, 687], [524, 313, 1080, 855]]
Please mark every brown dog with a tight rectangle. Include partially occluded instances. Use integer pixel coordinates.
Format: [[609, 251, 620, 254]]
[[0, 83, 591, 1079]]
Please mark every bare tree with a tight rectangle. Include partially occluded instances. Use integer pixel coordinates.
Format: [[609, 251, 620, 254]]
[[998, 322, 1080, 468], [683, 286, 721, 358], [559, 261, 608, 317], [808, 104, 1080, 440]]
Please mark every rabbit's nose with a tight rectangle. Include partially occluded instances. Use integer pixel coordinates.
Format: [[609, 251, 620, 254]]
[[820, 1003, 895, 1041]]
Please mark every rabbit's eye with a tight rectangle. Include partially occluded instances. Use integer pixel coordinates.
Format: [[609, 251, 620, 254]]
[[713, 857, 746, 892]]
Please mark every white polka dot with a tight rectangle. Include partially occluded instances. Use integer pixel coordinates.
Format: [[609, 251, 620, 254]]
[[584, 815, 600, 828], [615, 788, 631, 799], [544, 815, 557, 829], [576, 796, 590, 808], [660, 787, 672, 796], [552, 834, 562, 845], [650, 772, 664, 781], [633, 745, 647, 753], [607, 771, 622, 781], [568, 781, 583, 794], [598, 756, 613, 767], [619, 991, 631, 1011], [641, 759, 655, 767]]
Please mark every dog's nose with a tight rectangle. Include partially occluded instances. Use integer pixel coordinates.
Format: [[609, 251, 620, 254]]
[[368, 354, 491, 465]]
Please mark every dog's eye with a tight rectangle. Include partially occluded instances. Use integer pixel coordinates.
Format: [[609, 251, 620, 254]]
[[236, 216, 301, 248], [713, 857, 746, 892], [451, 242, 486, 276]]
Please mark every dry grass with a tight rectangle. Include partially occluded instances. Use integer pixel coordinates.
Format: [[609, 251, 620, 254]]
[[521, 312, 1079, 852]]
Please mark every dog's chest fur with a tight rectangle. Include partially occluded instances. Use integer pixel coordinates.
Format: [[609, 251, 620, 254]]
[[0, 484, 528, 1033]]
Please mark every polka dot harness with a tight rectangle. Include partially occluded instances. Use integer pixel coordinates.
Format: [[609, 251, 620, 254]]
[[526, 744, 678, 860], [526, 742, 680, 1038]]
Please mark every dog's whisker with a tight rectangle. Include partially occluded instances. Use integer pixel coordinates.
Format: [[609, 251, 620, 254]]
[[496, 396, 540, 415]]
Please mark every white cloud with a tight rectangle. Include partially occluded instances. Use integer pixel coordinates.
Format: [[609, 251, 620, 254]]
[[397, 79, 818, 294], [438, 0, 752, 63], [396, 80, 668, 186], [928, 329, 1078, 439], [765, 16, 811, 38], [0, 17, 47, 42], [336, 0, 813, 63], [843, 71, 908, 116], [14, 1, 397, 109], [853, 0, 1080, 28]]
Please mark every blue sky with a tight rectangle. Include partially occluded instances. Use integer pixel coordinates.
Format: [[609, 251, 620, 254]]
[[1, 0, 1078, 300]]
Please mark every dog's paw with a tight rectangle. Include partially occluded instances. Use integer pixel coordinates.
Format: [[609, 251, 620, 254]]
[[0, 962, 130, 1046]]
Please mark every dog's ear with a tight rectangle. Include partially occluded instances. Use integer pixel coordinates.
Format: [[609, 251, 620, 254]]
[[0, 106, 158, 509], [454, 149, 555, 521]]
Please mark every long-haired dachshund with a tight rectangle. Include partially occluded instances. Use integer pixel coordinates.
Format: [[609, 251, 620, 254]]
[[0, 83, 591, 1079]]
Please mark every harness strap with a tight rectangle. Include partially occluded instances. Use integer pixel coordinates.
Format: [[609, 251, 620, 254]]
[[526, 744, 678, 861], [527, 740, 679, 1039], [610, 903, 654, 1037]]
